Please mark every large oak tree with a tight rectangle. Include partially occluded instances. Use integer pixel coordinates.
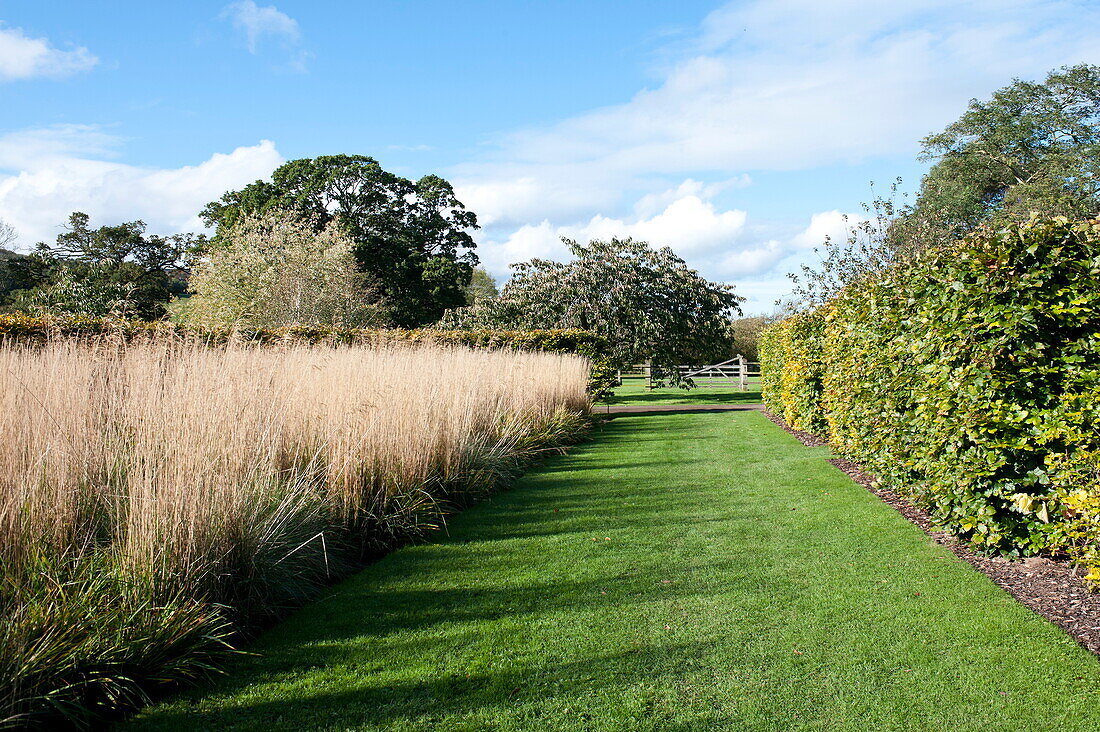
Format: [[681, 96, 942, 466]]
[[896, 64, 1100, 249], [202, 155, 479, 327]]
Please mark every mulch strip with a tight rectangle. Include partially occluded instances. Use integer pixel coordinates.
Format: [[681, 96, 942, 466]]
[[762, 408, 1100, 657]]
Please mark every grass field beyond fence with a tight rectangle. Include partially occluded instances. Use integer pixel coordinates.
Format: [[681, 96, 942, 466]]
[[604, 376, 762, 406], [0, 338, 590, 728]]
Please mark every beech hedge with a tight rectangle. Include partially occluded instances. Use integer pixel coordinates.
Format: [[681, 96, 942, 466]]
[[759, 311, 828, 434], [762, 217, 1100, 578], [0, 315, 615, 398]]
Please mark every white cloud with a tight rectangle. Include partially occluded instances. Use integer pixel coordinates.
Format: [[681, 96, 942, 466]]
[[456, 175, 621, 229], [721, 208, 867, 273], [0, 24, 97, 81], [454, 0, 1100, 230], [731, 276, 796, 316], [718, 240, 786, 278], [454, 0, 1100, 312], [476, 200, 860, 316], [0, 124, 121, 169], [478, 183, 866, 311], [220, 1, 301, 54], [725, 210, 874, 311], [631, 177, 750, 219], [791, 210, 858, 251], [715, 209, 867, 280], [0, 127, 283, 247], [478, 185, 749, 273]]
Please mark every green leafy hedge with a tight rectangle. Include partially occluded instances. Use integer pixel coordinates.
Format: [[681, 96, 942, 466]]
[[759, 312, 827, 433], [0, 315, 615, 398], [762, 217, 1100, 577]]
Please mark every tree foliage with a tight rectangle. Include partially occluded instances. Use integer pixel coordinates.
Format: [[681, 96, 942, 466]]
[[0, 219, 25, 303], [464, 267, 499, 304], [443, 237, 742, 375], [188, 212, 379, 328], [789, 65, 1100, 312], [201, 155, 479, 327], [897, 64, 1100, 248], [4, 212, 197, 319], [727, 315, 778, 362]]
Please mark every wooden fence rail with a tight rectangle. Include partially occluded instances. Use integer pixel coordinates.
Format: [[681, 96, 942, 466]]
[[617, 356, 761, 391]]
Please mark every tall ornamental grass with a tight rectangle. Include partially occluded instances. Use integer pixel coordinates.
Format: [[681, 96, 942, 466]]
[[0, 338, 590, 728]]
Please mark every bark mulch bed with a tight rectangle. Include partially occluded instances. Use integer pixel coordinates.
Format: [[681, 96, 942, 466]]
[[762, 408, 1100, 657]]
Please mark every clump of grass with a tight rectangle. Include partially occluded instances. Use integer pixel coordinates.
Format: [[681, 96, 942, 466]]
[[0, 337, 590, 728], [1, 558, 233, 730]]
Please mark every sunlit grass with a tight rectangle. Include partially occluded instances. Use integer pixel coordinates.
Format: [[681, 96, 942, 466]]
[[129, 411, 1100, 730]]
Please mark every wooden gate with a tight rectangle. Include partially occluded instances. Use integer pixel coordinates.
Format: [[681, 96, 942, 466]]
[[626, 356, 759, 391], [679, 356, 751, 390]]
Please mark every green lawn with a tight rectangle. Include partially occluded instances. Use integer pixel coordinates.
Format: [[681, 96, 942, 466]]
[[604, 375, 761, 405], [127, 411, 1100, 731]]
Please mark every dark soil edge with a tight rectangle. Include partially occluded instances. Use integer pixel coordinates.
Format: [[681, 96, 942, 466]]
[[761, 408, 1100, 657]]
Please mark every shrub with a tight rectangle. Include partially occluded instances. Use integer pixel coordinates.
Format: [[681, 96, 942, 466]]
[[759, 312, 827, 433], [440, 237, 742, 381], [187, 212, 379, 328], [758, 319, 787, 410]]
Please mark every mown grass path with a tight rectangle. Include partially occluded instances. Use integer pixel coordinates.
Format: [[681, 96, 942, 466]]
[[129, 411, 1100, 731]]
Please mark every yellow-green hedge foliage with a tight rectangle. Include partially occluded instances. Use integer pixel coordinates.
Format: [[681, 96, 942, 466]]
[[758, 317, 787, 411], [762, 218, 1100, 575], [760, 311, 827, 433]]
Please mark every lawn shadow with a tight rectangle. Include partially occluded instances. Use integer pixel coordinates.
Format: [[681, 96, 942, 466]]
[[131, 640, 729, 730], [605, 390, 762, 406], [599, 406, 762, 417], [127, 411, 780, 730]]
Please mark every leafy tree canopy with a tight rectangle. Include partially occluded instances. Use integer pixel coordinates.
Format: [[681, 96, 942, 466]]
[[442, 237, 742, 376], [897, 64, 1100, 248], [790, 65, 1100, 311], [4, 212, 198, 319], [0, 219, 25, 302], [464, 267, 499, 304], [188, 211, 379, 328], [202, 155, 479, 327], [727, 315, 780, 362]]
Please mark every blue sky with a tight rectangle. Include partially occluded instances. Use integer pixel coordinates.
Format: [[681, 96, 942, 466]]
[[2, 0, 1099, 312]]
